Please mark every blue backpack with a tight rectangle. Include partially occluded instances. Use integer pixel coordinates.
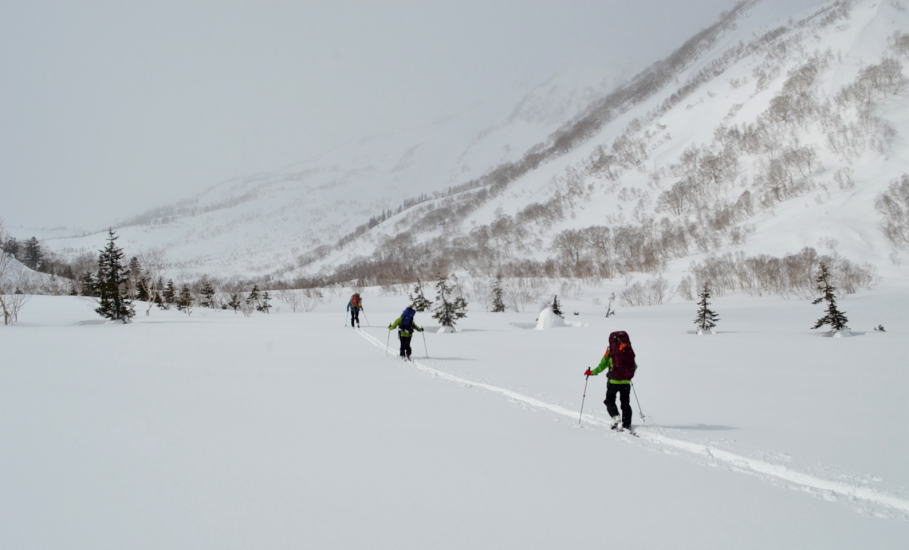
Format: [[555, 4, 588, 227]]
[[400, 307, 416, 330]]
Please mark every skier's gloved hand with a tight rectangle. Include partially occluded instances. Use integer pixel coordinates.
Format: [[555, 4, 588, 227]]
[[387, 325, 394, 330], [584, 368, 593, 376], [417, 327, 424, 332]]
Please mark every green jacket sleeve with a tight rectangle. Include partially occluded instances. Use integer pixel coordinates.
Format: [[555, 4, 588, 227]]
[[388, 317, 401, 330], [589, 352, 612, 376]]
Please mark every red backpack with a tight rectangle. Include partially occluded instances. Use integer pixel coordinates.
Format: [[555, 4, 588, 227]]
[[608, 331, 637, 380], [350, 294, 361, 307]]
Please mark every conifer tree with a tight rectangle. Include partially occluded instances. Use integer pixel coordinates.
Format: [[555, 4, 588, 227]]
[[694, 283, 720, 333], [23, 237, 43, 270], [257, 291, 271, 313], [163, 279, 177, 306], [154, 290, 166, 309], [135, 277, 151, 302], [177, 284, 193, 315], [128, 256, 142, 297], [491, 276, 505, 312], [551, 295, 563, 317], [227, 293, 242, 312], [605, 292, 616, 318], [432, 275, 467, 331], [812, 262, 848, 332], [409, 279, 432, 311], [94, 229, 134, 323], [80, 272, 96, 297], [199, 280, 216, 308], [246, 285, 260, 309]]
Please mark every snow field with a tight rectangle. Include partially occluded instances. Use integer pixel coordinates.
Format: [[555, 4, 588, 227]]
[[1, 292, 908, 548]]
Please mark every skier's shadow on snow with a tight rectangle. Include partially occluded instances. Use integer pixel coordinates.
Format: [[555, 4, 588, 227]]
[[647, 424, 738, 431]]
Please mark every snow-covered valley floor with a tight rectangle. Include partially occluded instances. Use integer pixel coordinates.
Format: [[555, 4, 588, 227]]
[[2, 290, 908, 549]]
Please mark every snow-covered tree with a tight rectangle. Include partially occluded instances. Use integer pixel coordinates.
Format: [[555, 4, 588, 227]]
[[246, 285, 260, 310], [177, 284, 193, 315], [432, 275, 467, 331], [226, 293, 242, 312], [410, 279, 432, 311], [80, 272, 97, 297], [22, 237, 43, 270], [199, 280, 216, 309], [491, 277, 505, 312], [135, 277, 151, 302], [605, 292, 616, 318], [694, 283, 720, 334], [551, 294, 563, 317], [812, 262, 848, 332], [257, 291, 271, 313], [163, 279, 177, 307], [95, 229, 134, 323]]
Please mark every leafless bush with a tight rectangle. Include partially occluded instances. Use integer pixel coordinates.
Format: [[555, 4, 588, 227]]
[[690, 248, 872, 297], [619, 276, 669, 307], [876, 174, 909, 246]]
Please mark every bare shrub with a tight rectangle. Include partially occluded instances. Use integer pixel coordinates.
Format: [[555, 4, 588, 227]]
[[876, 174, 909, 246]]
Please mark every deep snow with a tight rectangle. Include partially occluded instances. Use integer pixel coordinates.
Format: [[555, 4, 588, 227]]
[[1, 290, 907, 549]]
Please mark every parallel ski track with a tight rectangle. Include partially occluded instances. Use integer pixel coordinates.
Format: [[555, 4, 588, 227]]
[[356, 328, 909, 517]]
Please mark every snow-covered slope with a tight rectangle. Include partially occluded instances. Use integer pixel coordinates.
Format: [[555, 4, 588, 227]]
[[39, 68, 625, 281], [301, 0, 909, 292], [37, 0, 909, 294]]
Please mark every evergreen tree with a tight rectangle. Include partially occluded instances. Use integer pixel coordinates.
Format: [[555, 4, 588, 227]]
[[246, 285, 260, 309], [154, 290, 166, 309], [605, 292, 616, 318], [80, 272, 96, 297], [163, 279, 177, 306], [94, 229, 134, 323], [409, 279, 432, 311], [227, 293, 242, 312], [69, 282, 78, 296], [694, 283, 720, 333], [128, 256, 142, 296], [432, 275, 468, 330], [23, 237, 43, 270], [135, 277, 151, 302], [812, 262, 848, 332], [491, 276, 505, 312], [551, 295, 563, 317], [257, 291, 271, 313], [199, 280, 216, 308], [177, 284, 193, 315]]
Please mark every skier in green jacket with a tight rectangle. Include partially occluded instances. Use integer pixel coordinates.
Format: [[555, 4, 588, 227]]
[[388, 306, 423, 360], [584, 330, 637, 431]]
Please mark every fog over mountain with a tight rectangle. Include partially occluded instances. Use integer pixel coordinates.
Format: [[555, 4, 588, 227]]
[[5, 0, 908, 306], [2, 0, 744, 230]]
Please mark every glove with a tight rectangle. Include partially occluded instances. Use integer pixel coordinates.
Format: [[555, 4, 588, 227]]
[[417, 327, 424, 332], [584, 368, 592, 376], [387, 325, 394, 330]]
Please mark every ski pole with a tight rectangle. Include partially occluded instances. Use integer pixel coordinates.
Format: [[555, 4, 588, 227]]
[[578, 374, 590, 426], [631, 382, 646, 422], [362, 311, 370, 327], [421, 331, 429, 358], [385, 330, 391, 357]]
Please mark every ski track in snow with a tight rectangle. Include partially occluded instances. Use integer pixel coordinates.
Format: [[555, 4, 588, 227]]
[[355, 328, 909, 518]]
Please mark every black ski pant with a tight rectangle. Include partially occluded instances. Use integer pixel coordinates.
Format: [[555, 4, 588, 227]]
[[350, 308, 360, 327], [398, 333, 413, 358], [604, 383, 632, 428]]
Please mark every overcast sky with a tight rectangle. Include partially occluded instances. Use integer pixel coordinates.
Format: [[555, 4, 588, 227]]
[[1, 0, 747, 231]]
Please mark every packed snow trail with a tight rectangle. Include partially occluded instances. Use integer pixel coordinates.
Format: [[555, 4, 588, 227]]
[[357, 328, 909, 517]]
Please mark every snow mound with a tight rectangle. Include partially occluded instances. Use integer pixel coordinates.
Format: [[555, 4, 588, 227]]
[[534, 308, 567, 330]]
